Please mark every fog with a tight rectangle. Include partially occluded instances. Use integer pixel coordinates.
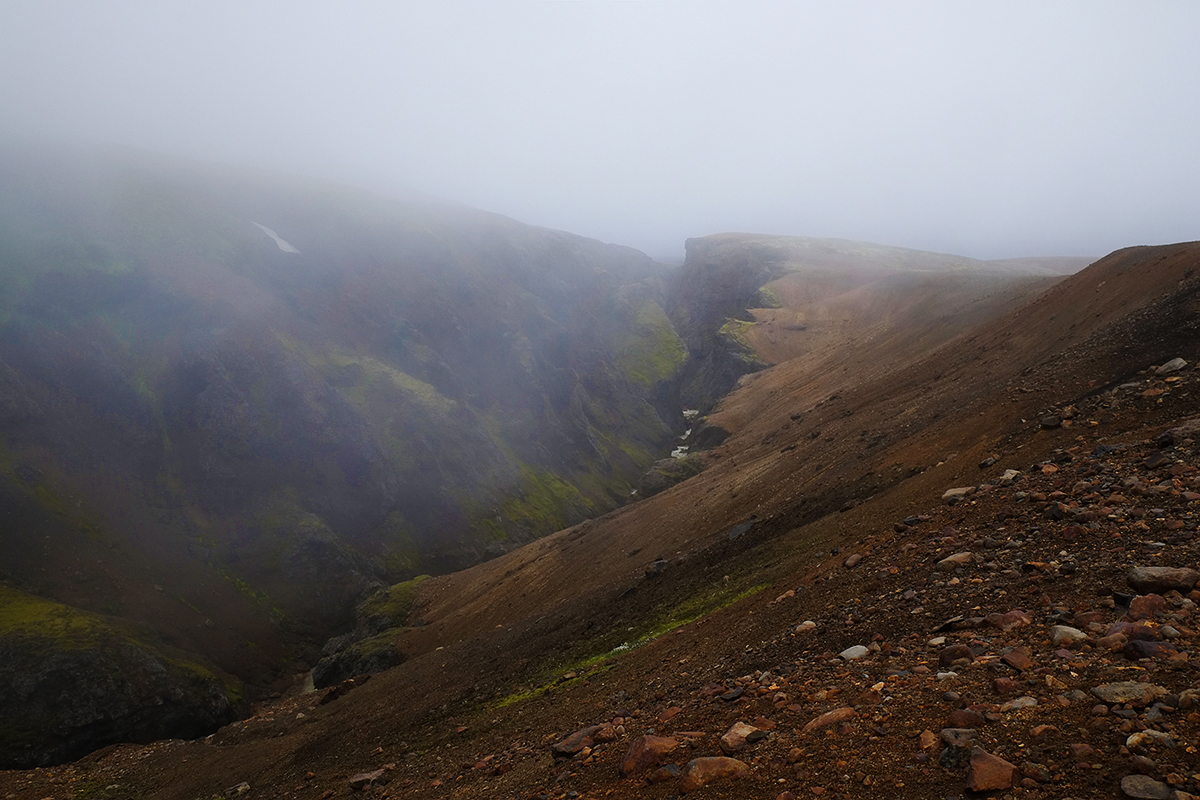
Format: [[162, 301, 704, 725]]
[[2, 2, 1198, 261]]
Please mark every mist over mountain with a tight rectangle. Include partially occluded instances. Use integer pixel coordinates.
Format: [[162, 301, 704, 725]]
[[0, 141, 1099, 768]]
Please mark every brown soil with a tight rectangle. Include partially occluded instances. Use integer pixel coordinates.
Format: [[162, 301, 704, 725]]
[[3, 242, 1200, 800]]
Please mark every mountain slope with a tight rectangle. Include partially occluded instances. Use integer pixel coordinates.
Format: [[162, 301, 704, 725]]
[[0, 143, 686, 707], [2, 240, 1194, 798], [666, 232, 1087, 410]]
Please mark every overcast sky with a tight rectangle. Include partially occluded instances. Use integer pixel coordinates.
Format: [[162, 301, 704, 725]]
[[1, 2, 1197, 260]]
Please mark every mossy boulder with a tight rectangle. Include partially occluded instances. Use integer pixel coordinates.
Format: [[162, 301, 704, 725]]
[[0, 587, 241, 768], [311, 628, 405, 689], [636, 454, 705, 498], [310, 575, 429, 688]]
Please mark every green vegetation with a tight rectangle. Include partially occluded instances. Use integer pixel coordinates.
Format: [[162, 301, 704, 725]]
[[756, 285, 784, 308], [473, 466, 596, 542], [490, 581, 768, 711], [0, 586, 114, 646], [0, 586, 244, 704], [614, 301, 687, 388], [358, 574, 430, 627], [625, 582, 769, 647], [718, 318, 769, 366]]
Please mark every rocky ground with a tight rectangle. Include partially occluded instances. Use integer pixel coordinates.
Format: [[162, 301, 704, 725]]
[[4, 364, 1200, 800]]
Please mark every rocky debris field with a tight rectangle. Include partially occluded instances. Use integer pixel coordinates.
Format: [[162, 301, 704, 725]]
[[4, 372, 1200, 799]]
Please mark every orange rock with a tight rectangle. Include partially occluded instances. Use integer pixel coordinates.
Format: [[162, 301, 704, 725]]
[[966, 747, 1018, 791], [679, 757, 749, 793], [802, 707, 856, 733], [618, 735, 678, 778]]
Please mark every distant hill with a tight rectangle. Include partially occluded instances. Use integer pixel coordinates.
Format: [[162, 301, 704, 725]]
[[0, 142, 687, 720], [0, 142, 1107, 768], [665, 232, 1087, 410]]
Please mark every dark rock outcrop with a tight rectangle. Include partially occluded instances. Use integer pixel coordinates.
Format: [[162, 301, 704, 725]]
[[0, 589, 240, 768]]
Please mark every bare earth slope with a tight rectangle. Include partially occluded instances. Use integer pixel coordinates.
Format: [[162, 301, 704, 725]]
[[3, 242, 1197, 798]]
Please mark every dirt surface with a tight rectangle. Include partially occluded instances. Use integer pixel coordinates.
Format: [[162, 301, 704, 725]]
[[3, 242, 1200, 800]]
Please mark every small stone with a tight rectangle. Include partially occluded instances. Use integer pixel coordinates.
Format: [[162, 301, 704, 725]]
[[1002, 649, 1034, 671], [1124, 639, 1178, 660], [940, 728, 976, 748], [719, 722, 757, 755], [942, 487, 976, 504], [1128, 594, 1170, 619], [1127, 566, 1199, 594], [679, 757, 749, 793], [802, 707, 856, 733], [1127, 730, 1176, 750], [349, 770, 386, 791], [1069, 743, 1096, 759], [1050, 625, 1088, 646], [936, 551, 974, 569], [1130, 755, 1157, 774], [966, 747, 1018, 791], [839, 645, 869, 660], [939, 644, 975, 666], [947, 709, 984, 728], [1040, 416, 1062, 429], [551, 724, 613, 758], [843, 553, 863, 568], [647, 763, 681, 783], [619, 735, 678, 778], [919, 730, 937, 750], [1121, 773, 1175, 799], [1155, 358, 1188, 375], [1001, 696, 1038, 711], [986, 610, 1031, 631]]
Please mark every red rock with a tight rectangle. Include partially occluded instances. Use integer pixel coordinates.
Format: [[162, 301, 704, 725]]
[[619, 735, 678, 778], [1069, 743, 1096, 759], [947, 709, 985, 728], [1001, 649, 1034, 671], [802, 707, 856, 733], [552, 724, 613, 758], [1128, 594, 1169, 619], [966, 747, 1018, 791], [659, 706, 682, 722], [647, 764, 681, 783], [993, 677, 1018, 695], [939, 643, 975, 666], [985, 610, 1031, 631], [679, 757, 749, 793], [1127, 566, 1200, 594], [719, 721, 757, 754]]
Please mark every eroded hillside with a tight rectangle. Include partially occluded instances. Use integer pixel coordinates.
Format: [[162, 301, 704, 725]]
[[3, 240, 1196, 799]]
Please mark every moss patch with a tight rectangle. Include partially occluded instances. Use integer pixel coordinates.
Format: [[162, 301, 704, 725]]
[[756, 285, 784, 308], [0, 585, 244, 701], [473, 467, 596, 542], [490, 582, 767, 711], [614, 301, 687, 388], [0, 586, 115, 646], [358, 575, 430, 628], [717, 318, 769, 366]]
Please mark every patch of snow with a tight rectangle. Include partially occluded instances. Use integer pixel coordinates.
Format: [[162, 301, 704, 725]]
[[251, 221, 301, 253]]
